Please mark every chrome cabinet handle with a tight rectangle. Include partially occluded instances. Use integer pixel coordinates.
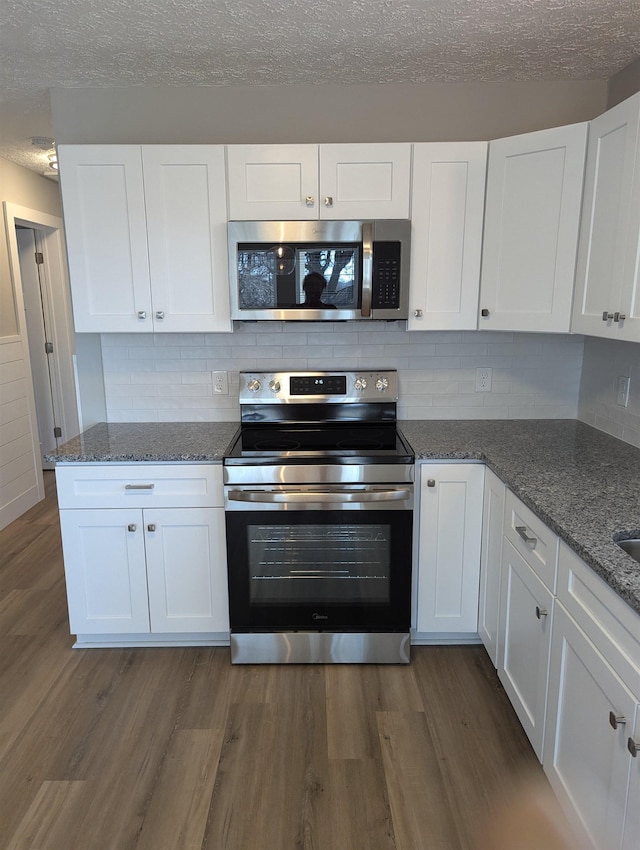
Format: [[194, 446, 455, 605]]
[[481, 308, 490, 317], [155, 311, 165, 320], [127, 524, 137, 532], [305, 196, 315, 207], [147, 523, 156, 532], [609, 711, 626, 730], [535, 606, 548, 619], [426, 479, 436, 487], [227, 488, 411, 504], [614, 312, 626, 322], [515, 525, 537, 547], [413, 309, 423, 318], [629, 738, 639, 758], [602, 311, 613, 321], [137, 311, 147, 320], [323, 196, 333, 207], [125, 484, 155, 491]]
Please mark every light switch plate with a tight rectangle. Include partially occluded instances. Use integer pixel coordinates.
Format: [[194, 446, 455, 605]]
[[616, 375, 630, 407]]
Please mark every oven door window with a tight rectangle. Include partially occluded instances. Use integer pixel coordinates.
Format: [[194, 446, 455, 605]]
[[237, 243, 361, 310], [248, 522, 390, 605], [226, 510, 412, 631]]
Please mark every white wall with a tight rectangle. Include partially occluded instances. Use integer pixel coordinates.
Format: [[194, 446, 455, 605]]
[[101, 325, 584, 423]]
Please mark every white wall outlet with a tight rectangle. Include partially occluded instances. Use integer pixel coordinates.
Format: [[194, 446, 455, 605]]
[[213, 371, 228, 395], [475, 367, 492, 392], [616, 375, 630, 407]]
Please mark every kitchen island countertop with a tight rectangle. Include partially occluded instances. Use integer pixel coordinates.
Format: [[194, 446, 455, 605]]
[[47, 418, 640, 616]]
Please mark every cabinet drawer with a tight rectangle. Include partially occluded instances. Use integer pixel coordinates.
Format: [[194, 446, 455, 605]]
[[55, 464, 223, 509], [504, 490, 558, 592]]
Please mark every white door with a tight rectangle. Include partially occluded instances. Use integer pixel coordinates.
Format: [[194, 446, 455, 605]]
[[479, 123, 587, 332], [544, 603, 636, 850], [478, 468, 505, 666], [59, 508, 151, 634], [409, 142, 486, 330], [499, 538, 554, 760], [319, 143, 412, 219], [226, 144, 319, 220], [142, 146, 231, 332], [16, 228, 60, 466], [572, 93, 640, 339], [415, 464, 484, 634], [58, 145, 153, 332], [144, 507, 229, 633]]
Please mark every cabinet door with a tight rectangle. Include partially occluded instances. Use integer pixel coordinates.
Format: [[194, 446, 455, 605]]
[[142, 146, 231, 332], [226, 144, 319, 220], [58, 145, 153, 332], [479, 123, 587, 332], [572, 93, 640, 340], [144, 508, 229, 633], [415, 464, 484, 634], [59, 509, 150, 634], [478, 468, 505, 666], [544, 603, 636, 850], [623, 711, 640, 850], [408, 142, 486, 330], [499, 538, 554, 760], [319, 143, 412, 220]]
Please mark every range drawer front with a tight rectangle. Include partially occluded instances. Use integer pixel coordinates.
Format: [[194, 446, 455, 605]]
[[504, 490, 558, 592], [55, 464, 223, 509]]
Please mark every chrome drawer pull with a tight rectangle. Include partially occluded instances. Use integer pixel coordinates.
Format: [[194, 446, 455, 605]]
[[147, 524, 156, 532], [609, 711, 626, 730], [535, 606, 548, 619], [515, 525, 537, 547], [629, 738, 638, 758], [125, 484, 155, 491], [127, 524, 137, 532]]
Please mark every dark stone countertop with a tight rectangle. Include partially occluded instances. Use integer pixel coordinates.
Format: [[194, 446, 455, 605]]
[[47, 419, 640, 617], [399, 419, 640, 617]]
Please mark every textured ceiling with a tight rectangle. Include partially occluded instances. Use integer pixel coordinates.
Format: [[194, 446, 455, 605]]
[[1, 0, 639, 176]]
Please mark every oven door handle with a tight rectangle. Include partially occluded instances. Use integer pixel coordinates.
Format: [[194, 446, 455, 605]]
[[226, 488, 411, 504]]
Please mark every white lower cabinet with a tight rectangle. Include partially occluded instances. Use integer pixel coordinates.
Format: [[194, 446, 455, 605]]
[[478, 468, 505, 666], [498, 538, 554, 760], [414, 463, 484, 637], [56, 464, 229, 642]]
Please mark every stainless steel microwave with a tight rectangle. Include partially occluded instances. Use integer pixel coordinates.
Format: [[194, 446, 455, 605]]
[[228, 219, 411, 321]]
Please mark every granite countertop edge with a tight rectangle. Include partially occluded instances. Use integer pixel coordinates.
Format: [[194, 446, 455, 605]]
[[47, 419, 640, 617]]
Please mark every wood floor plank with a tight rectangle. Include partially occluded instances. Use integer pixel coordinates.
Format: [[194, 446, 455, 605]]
[[377, 710, 463, 850], [136, 728, 225, 850], [6, 780, 88, 850]]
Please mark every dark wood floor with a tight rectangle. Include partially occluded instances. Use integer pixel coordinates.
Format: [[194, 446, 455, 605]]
[[0, 473, 552, 850]]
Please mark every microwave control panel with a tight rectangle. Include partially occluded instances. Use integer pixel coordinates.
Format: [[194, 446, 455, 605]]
[[371, 242, 402, 309]]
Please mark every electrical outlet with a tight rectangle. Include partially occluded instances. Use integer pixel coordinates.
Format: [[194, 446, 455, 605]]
[[213, 371, 228, 395], [475, 367, 492, 392], [616, 375, 630, 407]]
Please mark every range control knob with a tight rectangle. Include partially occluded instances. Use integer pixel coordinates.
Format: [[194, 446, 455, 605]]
[[376, 377, 389, 392], [354, 376, 368, 391], [268, 379, 281, 393], [247, 378, 262, 393]]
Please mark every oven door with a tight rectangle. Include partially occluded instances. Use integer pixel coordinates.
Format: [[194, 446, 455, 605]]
[[224, 484, 413, 633]]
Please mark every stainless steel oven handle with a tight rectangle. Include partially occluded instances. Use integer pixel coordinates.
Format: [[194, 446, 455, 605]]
[[361, 221, 374, 318], [227, 488, 411, 504]]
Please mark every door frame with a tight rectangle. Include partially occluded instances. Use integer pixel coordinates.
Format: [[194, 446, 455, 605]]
[[3, 203, 79, 447]]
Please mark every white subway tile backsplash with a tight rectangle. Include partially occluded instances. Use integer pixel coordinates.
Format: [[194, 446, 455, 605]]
[[100, 327, 586, 426]]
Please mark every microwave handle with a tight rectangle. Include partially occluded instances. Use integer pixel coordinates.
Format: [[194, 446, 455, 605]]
[[361, 222, 374, 317]]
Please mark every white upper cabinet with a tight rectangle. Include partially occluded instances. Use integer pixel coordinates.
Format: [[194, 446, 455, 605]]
[[58, 144, 231, 333], [572, 93, 640, 342], [408, 142, 487, 330], [479, 123, 588, 332], [226, 143, 412, 220]]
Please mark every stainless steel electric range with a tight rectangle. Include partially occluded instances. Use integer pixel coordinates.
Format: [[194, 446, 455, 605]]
[[223, 370, 414, 664]]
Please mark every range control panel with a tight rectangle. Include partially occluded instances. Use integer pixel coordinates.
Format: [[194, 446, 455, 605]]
[[239, 370, 399, 403]]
